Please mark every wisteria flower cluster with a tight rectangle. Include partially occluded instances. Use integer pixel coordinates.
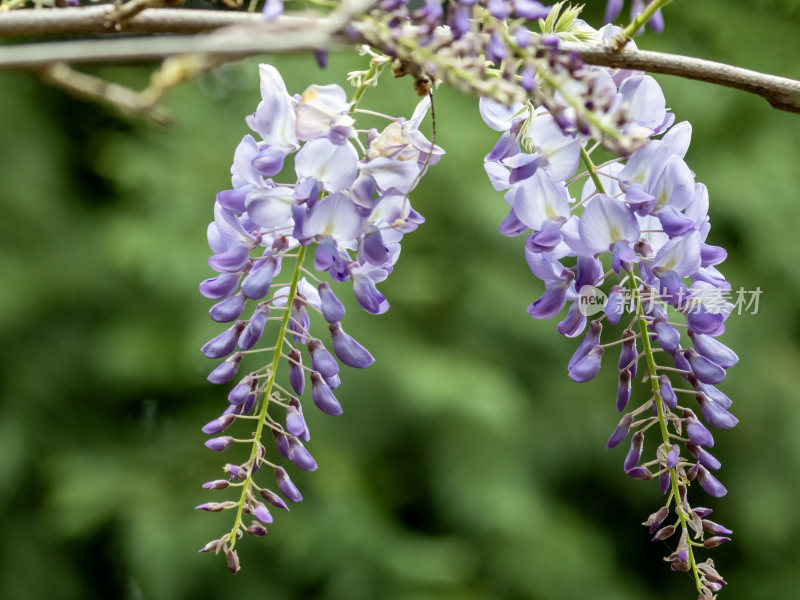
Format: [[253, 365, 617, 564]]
[[197, 63, 442, 571], [190, 0, 749, 595], [480, 19, 736, 599]]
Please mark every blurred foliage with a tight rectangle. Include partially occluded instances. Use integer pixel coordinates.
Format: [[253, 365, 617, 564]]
[[1, 1, 800, 598]]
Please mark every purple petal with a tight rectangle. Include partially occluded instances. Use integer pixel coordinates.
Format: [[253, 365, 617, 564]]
[[697, 393, 738, 429], [689, 331, 738, 368], [202, 323, 244, 359], [207, 353, 243, 384], [654, 320, 681, 353], [658, 375, 678, 409], [199, 273, 241, 300], [205, 436, 234, 451], [330, 322, 375, 368], [242, 257, 278, 300], [275, 467, 303, 502], [569, 345, 603, 383], [557, 302, 587, 338], [238, 306, 268, 350], [288, 349, 306, 395], [310, 372, 343, 416], [527, 279, 569, 319], [624, 431, 644, 472], [685, 349, 726, 384], [318, 282, 346, 323], [308, 339, 339, 378], [288, 438, 318, 472], [569, 320, 602, 371], [697, 465, 727, 497], [202, 414, 236, 435], [686, 414, 714, 448], [687, 443, 721, 470], [617, 370, 631, 412], [606, 413, 633, 449], [208, 245, 251, 274], [210, 294, 246, 323]]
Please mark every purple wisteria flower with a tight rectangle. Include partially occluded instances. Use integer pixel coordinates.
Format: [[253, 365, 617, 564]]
[[480, 19, 736, 596], [197, 63, 442, 570]]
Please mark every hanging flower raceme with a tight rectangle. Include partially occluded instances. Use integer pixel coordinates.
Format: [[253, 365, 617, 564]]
[[197, 63, 442, 571], [481, 18, 736, 599]]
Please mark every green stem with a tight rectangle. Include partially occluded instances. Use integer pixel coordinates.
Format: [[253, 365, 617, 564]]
[[625, 270, 703, 593], [350, 62, 382, 110], [226, 245, 307, 550], [621, 0, 674, 40], [580, 146, 606, 196]]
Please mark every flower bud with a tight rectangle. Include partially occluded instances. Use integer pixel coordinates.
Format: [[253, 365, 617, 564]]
[[202, 322, 245, 359], [617, 369, 631, 412], [210, 294, 246, 323], [202, 480, 230, 490], [207, 353, 243, 384], [288, 437, 318, 472], [688, 330, 738, 368], [667, 444, 679, 469], [658, 375, 677, 409], [697, 393, 738, 429], [318, 282, 345, 323], [624, 431, 644, 472], [685, 410, 714, 448], [246, 521, 268, 537], [226, 549, 241, 574], [569, 320, 602, 371], [224, 463, 248, 480], [253, 501, 274, 524], [569, 345, 603, 383], [697, 464, 727, 498], [651, 524, 676, 541], [260, 488, 289, 511], [686, 442, 721, 471], [625, 466, 652, 480], [239, 305, 268, 350], [643, 505, 669, 534], [202, 414, 236, 434], [310, 372, 343, 416], [205, 436, 235, 451], [330, 322, 374, 368], [288, 348, 305, 395], [308, 339, 339, 378], [618, 330, 638, 377], [654, 319, 681, 354], [604, 285, 625, 325], [684, 349, 726, 384], [606, 413, 632, 449], [242, 257, 278, 300], [199, 273, 241, 300], [703, 536, 731, 548], [198, 538, 225, 553], [275, 466, 303, 502], [702, 519, 732, 536], [228, 376, 255, 406]]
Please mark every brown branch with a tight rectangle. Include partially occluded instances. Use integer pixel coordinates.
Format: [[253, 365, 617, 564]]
[[40, 61, 174, 125], [1, 7, 799, 113], [560, 41, 800, 114]]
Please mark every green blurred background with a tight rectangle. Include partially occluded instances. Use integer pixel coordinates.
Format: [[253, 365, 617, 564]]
[[1, 1, 799, 598]]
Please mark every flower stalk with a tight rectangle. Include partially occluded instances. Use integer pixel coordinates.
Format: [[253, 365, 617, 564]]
[[226, 246, 307, 553]]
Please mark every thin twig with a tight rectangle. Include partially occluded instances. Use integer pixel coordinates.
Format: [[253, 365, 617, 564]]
[[40, 61, 174, 125]]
